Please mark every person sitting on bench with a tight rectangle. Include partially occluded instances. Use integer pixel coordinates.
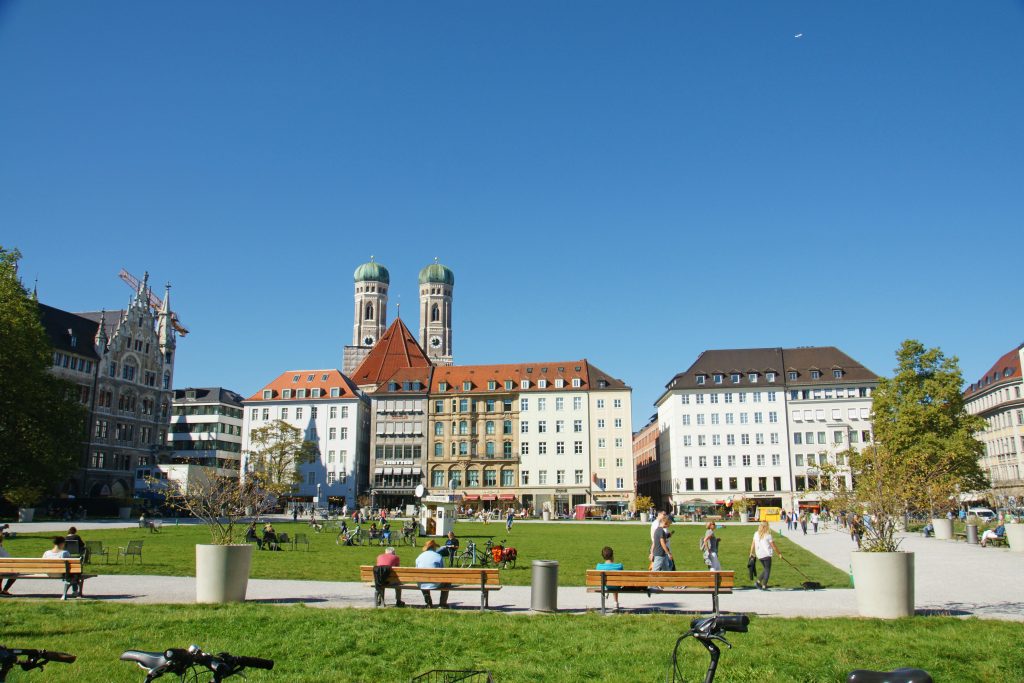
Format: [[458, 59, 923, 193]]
[[595, 546, 624, 609], [980, 524, 1005, 547]]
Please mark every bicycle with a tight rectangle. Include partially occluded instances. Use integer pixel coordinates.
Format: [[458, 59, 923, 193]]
[[121, 644, 273, 682], [667, 613, 749, 683], [0, 646, 75, 682], [457, 539, 492, 568], [489, 539, 517, 569], [400, 524, 418, 547], [336, 525, 364, 546]]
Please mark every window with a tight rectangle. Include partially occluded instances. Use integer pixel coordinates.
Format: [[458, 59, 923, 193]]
[[296, 407, 303, 419], [555, 470, 565, 484], [697, 435, 706, 446], [538, 442, 547, 455], [613, 399, 622, 408], [742, 454, 751, 466], [459, 398, 469, 412], [538, 470, 547, 485], [614, 418, 622, 428], [486, 399, 496, 412], [503, 420, 512, 435], [574, 441, 583, 454], [573, 419, 583, 432], [537, 398, 546, 410], [486, 421, 495, 435], [555, 398, 564, 411], [597, 438, 606, 448], [459, 421, 469, 435], [520, 443, 529, 455], [538, 379, 547, 389], [756, 454, 766, 466], [281, 408, 289, 419], [713, 455, 722, 467], [696, 414, 705, 425], [811, 370, 822, 380], [772, 454, 780, 466], [788, 371, 798, 381], [538, 420, 547, 433], [731, 373, 740, 384], [573, 396, 582, 410], [329, 427, 337, 439], [556, 441, 565, 454], [521, 421, 529, 434], [555, 420, 564, 433], [713, 373, 723, 384], [696, 375, 706, 385], [262, 390, 272, 399], [727, 454, 736, 466], [615, 438, 623, 447], [521, 471, 530, 485], [817, 432, 826, 444], [502, 469, 513, 486], [262, 408, 269, 420], [833, 369, 843, 378], [520, 398, 529, 411]]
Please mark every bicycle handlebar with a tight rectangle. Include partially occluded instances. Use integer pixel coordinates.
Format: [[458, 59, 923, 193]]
[[233, 655, 274, 670], [689, 614, 750, 636], [121, 645, 274, 680]]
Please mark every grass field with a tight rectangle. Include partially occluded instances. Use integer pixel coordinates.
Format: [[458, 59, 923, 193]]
[[4, 520, 848, 588], [2, 602, 1021, 682]]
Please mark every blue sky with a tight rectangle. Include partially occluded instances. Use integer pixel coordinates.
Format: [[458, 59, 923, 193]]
[[2, 1, 1022, 427]]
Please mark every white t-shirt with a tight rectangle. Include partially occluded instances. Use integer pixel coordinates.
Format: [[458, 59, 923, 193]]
[[752, 531, 774, 559], [42, 549, 70, 559], [811, 513, 820, 524]]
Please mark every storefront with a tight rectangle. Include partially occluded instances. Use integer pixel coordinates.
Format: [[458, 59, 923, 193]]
[[591, 492, 630, 515]]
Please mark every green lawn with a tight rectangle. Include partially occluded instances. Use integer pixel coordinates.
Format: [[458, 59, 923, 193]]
[[2, 602, 1020, 682], [5, 520, 848, 588]]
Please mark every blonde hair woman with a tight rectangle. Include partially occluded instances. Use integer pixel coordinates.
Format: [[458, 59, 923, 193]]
[[701, 521, 722, 571], [748, 521, 782, 590]]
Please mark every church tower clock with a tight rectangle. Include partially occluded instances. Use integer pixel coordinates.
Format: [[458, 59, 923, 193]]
[[418, 258, 454, 366]]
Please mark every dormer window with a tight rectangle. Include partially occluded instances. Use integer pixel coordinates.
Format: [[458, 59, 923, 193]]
[[307, 374, 314, 381], [748, 373, 758, 383], [282, 389, 292, 399], [388, 382, 398, 392], [731, 373, 741, 384], [766, 372, 777, 383], [521, 380, 530, 389], [330, 387, 341, 397], [488, 380, 497, 391], [439, 382, 448, 392], [555, 379, 564, 388], [787, 371, 798, 381], [292, 375, 300, 383], [833, 369, 843, 379], [297, 389, 306, 399], [811, 370, 822, 380], [462, 381, 472, 391], [713, 374, 723, 384], [598, 380, 609, 388], [538, 379, 548, 389], [262, 390, 273, 399], [696, 375, 706, 385], [572, 378, 581, 388], [505, 380, 514, 390], [311, 388, 322, 398], [185, 390, 196, 400]]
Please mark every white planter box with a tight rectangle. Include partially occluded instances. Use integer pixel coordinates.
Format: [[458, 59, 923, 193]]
[[17, 508, 34, 523], [851, 551, 915, 619], [1005, 524, 1024, 553], [195, 544, 254, 603]]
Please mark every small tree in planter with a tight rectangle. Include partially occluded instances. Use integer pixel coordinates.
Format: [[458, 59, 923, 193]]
[[822, 339, 987, 617], [732, 497, 750, 521], [167, 470, 274, 603], [4, 485, 44, 522]]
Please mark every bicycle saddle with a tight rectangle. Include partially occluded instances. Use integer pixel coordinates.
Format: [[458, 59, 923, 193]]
[[120, 650, 169, 670], [846, 668, 933, 683]]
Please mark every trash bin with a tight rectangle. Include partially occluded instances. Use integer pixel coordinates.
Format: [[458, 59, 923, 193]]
[[531, 560, 559, 612], [966, 524, 979, 545]]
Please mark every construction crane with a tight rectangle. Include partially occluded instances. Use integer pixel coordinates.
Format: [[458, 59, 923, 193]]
[[118, 268, 190, 337]]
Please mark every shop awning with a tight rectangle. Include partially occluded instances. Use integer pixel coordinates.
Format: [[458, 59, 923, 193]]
[[384, 467, 393, 475], [498, 494, 516, 500], [481, 494, 497, 501], [463, 494, 480, 501], [402, 467, 412, 475], [413, 467, 422, 475], [374, 468, 383, 475]]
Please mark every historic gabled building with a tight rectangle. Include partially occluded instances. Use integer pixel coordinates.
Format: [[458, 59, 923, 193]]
[[656, 347, 877, 513], [964, 343, 1024, 500], [242, 369, 370, 509], [39, 275, 178, 498]]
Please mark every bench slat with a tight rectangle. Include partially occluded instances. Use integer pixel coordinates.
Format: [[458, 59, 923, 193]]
[[584, 570, 734, 590], [359, 566, 501, 586], [0, 559, 85, 574]]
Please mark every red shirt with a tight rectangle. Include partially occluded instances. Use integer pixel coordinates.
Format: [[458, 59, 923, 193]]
[[376, 552, 400, 567]]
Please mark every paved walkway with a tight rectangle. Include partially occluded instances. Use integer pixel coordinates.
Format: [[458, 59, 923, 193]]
[[5, 520, 1021, 620]]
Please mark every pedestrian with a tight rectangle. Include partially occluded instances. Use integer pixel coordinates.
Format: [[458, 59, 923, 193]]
[[292, 507, 299, 522], [799, 512, 808, 535], [0, 535, 14, 595], [415, 540, 449, 608], [650, 516, 673, 570], [374, 547, 405, 607], [701, 521, 722, 571], [443, 531, 460, 567], [650, 510, 666, 547], [850, 514, 865, 549], [749, 521, 782, 590], [811, 511, 820, 534], [506, 508, 514, 533]]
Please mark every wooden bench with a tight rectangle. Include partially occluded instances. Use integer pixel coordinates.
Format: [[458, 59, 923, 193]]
[[359, 565, 501, 610], [585, 570, 735, 615], [0, 557, 95, 599]]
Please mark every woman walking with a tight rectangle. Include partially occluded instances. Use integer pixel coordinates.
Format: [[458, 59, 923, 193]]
[[701, 521, 722, 571], [749, 521, 782, 590]]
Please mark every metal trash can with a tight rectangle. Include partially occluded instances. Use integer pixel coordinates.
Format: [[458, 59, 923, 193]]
[[966, 524, 979, 545], [531, 560, 559, 612]]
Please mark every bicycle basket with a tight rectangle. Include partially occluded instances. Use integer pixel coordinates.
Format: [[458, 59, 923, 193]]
[[411, 669, 494, 682]]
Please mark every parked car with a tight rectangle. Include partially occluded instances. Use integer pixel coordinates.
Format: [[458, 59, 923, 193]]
[[967, 507, 996, 521]]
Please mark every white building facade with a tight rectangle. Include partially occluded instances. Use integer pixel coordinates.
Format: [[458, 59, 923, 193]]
[[964, 343, 1024, 501], [166, 387, 245, 475], [656, 347, 878, 513], [242, 369, 370, 509]]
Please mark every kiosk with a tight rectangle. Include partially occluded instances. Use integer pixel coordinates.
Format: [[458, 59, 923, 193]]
[[420, 494, 460, 537]]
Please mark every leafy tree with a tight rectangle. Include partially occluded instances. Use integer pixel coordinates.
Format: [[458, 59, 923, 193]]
[[245, 420, 317, 497], [633, 495, 655, 514], [0, 247, 85, 506], [824, 340, 986, 551]]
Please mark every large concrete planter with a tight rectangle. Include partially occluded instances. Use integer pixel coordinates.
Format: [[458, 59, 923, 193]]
[[17, 508, 34, 523], [931, 518, 953, 540], [851, 551, 915, 619], [542, 511, 551, 522], [1005, 525, 1024, 553], [195, 544, 254, 603], [739, 512, 750, 523]]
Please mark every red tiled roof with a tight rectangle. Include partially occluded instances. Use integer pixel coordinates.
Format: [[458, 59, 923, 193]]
[[427, 359, 629, 394], [351, 318, 432, 387], [964, 343, 1023, 397], [371, 366, 435, 395], [246, 369, 360, 402]]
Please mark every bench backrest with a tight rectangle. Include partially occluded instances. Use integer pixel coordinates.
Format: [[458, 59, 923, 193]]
[[585, 570, 735, 590], [359, 565, 501, 587], [125, 541, 143, 552], [0, 557, 85, 575]]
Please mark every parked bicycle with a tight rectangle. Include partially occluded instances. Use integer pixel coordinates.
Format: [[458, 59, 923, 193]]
[[337, 525, 364, 546], [400, 522, 418, 546], [489, 539, 518, 569], [667, 613, 749, 683], [457, 539, 493, 568], [0, 646, 75, 682], [121, 644, 273, 682]]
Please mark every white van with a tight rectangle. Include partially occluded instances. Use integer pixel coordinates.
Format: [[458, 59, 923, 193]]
[[967, 507, 996, 521]]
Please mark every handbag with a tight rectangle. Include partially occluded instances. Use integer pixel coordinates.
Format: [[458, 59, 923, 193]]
[[746, 555, 757, 580]]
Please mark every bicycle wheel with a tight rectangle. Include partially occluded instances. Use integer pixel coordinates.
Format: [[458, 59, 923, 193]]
[[458, 553, 474, 568], [504, 556, 516, 569]]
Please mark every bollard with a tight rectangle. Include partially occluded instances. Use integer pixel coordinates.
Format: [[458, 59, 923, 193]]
[[531, 560, 559, 612]]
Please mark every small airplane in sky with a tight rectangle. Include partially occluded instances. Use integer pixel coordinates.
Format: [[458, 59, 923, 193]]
[[794, 33, 804, 39]]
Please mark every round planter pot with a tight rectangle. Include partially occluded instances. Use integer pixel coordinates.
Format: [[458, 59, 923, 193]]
[[739, 512, 750, 523], [1005, 525, 1024, 553], [17, 507, 35, 523], [195, 544, 254, 603], [931, 518, 953, 540], [851, 551, 915, 619], [542, 511, 551, 522]]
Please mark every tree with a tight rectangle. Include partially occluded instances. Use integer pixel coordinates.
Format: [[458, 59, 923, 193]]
[[245, 420, 317, 497], [824, 340, 987, 551], [0, 247, 85, 506], [167, 471, 274, 545]]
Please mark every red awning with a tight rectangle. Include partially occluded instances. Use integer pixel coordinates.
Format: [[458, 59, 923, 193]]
[[481, 494, 497, 501], [463, 495, 480, 501], [498, 494, 516, 500]]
